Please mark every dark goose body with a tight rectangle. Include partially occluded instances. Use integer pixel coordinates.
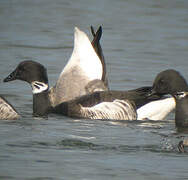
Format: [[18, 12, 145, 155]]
[[2, 26, 107, 119], [53, 87, 158, 120], [174, 92, 188, 127], [4, 28, 175, 120], [4, 59, 161, 120]]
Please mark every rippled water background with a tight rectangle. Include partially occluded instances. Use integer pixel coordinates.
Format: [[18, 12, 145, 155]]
[[0, 0, 188, 179]]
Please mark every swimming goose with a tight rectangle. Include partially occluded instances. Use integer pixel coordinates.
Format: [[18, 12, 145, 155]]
[[1, 26, 107, 120], [0, 96, 20, 120], [48, 26, 108, 106], [150, 69, 188, 127], [4, 60, 161, 119]]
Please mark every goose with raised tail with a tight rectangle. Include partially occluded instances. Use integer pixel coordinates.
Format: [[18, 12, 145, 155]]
[[4, 60, 162, 119], [4, 26, 175, 121], [4, 27, 108, 108], [1, 26, 107, 119], [49, 26, 108, 106]]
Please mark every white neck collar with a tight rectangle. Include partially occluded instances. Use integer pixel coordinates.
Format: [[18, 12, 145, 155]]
[[31, 81, 49, 94], [176, 91, 188, 99]]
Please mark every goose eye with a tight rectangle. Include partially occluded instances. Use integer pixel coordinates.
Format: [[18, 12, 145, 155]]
[[18, 69, 23, 75], [18, 66, 26, 73], [159, 79, 165, 85]]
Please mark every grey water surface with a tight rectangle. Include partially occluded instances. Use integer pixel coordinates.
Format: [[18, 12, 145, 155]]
[[0, 0, 188, 179]]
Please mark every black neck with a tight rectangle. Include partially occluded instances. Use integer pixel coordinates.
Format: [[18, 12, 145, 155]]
[[175, 96, 188, 128], [33, 90, 52, 117]]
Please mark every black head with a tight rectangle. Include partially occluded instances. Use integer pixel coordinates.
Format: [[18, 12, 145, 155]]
[[151, 69, 188, 96], [4, 60, 48, 84]]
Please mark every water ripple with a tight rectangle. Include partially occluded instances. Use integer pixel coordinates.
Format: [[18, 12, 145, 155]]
[[2, 44, 72, 50], [57, 139, 179, 153]]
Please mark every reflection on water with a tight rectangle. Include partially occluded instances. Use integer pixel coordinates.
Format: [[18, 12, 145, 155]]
[[0, 0, 188, 179]]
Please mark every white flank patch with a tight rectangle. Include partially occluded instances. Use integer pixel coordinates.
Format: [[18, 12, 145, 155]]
[[31, 81, 49, 94], [137, 97, 176, 120], [80, 99, 137, 120], [59, 27, 103, 80]]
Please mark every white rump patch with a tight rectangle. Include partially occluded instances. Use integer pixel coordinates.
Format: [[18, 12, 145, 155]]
[[31, 81, 49, 94], [52, 27, 104, 105], [137, 97, 175, 120], [80, 99, 137, 120], [59, 27, 103, 81]]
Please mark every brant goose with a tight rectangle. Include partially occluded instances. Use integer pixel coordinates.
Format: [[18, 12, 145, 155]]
[[47, 26, 108, 106], [1, 26, 106, 119], [4, 60, 161, 119], [150, 69, 188, 127], [0, 96, 20, 120]]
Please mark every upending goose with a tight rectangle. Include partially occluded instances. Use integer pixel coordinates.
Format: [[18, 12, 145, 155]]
[[150, 69, 188, 128], [0, 96, 20, 120], [1, 26, 107, 119], [4, 60, 162, 120], [49, 26, 108, 106]]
